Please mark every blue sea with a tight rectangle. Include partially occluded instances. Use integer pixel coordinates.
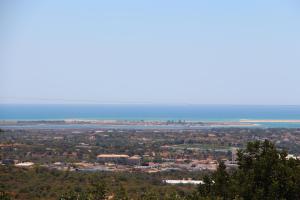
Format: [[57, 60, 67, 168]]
[[0, 104, 300, 128]]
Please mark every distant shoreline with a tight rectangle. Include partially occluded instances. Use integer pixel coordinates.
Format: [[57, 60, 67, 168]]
[[0, 119, 259, 129], [1, 119, 300, 129], [0, 119, 256, 125], [240, 119, 300, 123]]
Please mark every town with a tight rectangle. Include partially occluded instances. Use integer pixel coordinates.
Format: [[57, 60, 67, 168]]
[[1, 126, 300, 173]]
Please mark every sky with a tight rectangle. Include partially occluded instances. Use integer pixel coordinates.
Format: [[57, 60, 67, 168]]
[[0, 0, 300, 105]]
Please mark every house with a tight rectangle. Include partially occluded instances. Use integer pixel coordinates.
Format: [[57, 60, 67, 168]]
[[128, 155, 141, 166], [97, 154, 129, 164]]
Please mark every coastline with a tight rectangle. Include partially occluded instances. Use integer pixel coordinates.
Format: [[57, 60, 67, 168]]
[[240, 119, 300, 123], [0, 119, 258, 129]]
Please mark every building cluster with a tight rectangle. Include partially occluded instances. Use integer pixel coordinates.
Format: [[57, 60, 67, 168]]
[[2, 127, 300, 174], [0, 148, 239, 172], [1, 159, 35, 167], [96, 154, 141, 166]]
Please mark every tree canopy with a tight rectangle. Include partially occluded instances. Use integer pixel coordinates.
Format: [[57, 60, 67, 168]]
[[197, 140, 300, 200]]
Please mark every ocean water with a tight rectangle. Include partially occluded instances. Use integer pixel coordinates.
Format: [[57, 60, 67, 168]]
[[0, 104, 300, 128], [0, 104, 300, 121]]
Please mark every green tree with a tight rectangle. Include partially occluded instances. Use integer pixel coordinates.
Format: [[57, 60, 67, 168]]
[[113, 184, 129, 200], [164, 192, 186, 200], [89, 182, 107, 200], [140, 190, 160, 200], [196, 140, 300, 200], [0, 191, 12, 200], [58, 191, 87, 200], [235, 140, 300, 200], [212, 161, 229, 198], [197, 175, 213, 197]]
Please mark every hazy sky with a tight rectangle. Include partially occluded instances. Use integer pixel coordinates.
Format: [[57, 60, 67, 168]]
[[1, 0, 300, 105]]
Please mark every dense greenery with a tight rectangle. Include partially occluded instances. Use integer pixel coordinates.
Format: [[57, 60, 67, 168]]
[[196, 140, 300, 200], [0, 165, 195, 200]]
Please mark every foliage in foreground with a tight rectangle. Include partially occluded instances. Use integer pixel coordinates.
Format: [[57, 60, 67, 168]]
[[197, 140, 300, 200]]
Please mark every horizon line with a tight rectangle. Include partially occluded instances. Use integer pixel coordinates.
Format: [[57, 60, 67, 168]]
[[0, 103, 300, 106]]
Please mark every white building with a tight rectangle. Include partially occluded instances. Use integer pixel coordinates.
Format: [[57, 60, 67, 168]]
[[163, 179, 204, 185], [15, 162, 34, 167]]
